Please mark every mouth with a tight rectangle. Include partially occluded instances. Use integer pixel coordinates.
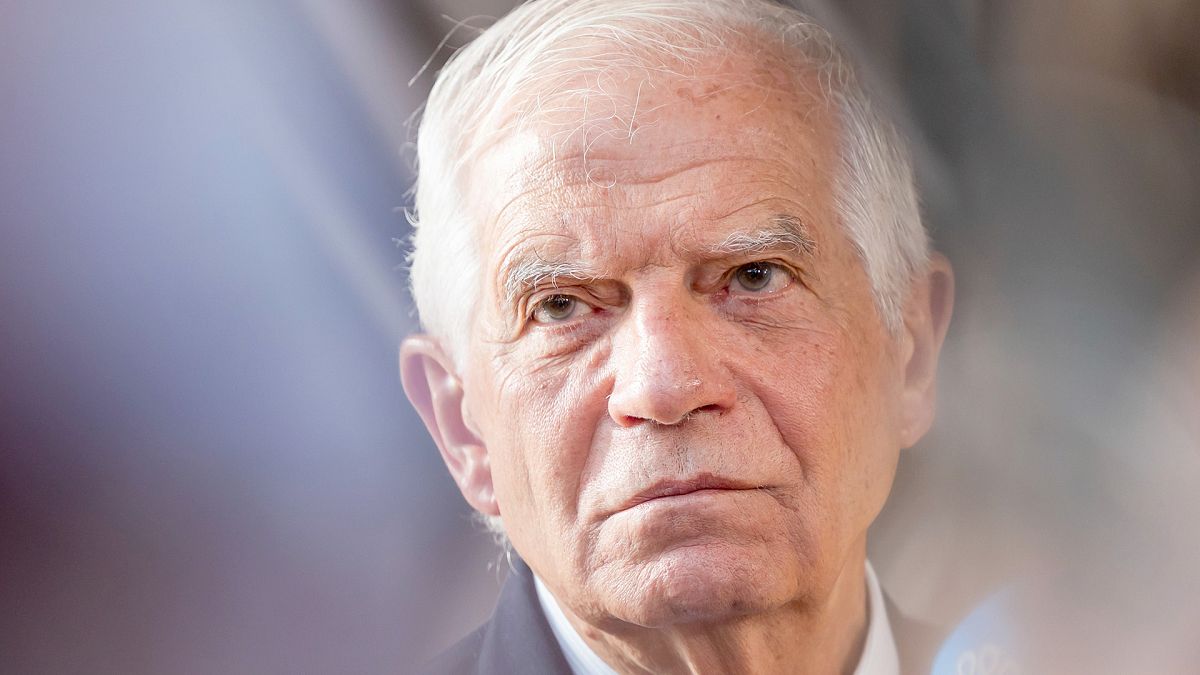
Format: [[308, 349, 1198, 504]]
[[621, 473, 761, 511]]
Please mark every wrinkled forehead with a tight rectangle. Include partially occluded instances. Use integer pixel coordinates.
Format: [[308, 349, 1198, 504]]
[[460, 41, 831, 185], [508, 41, 821, 133], [466, 51, 838, 225]]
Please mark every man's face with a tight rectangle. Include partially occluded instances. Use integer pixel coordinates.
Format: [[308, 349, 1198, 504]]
[[459, 62, 909, 628]]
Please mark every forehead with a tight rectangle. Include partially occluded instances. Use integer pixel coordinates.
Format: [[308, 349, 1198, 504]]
[[468, 56, 840, 282]]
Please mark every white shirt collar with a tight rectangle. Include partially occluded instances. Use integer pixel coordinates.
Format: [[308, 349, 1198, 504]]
[[534, 561, 899, 675]]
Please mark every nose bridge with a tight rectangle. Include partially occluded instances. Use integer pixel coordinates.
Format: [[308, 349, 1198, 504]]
[[633, 298, 703, 381], [607, 289, 735, 426]]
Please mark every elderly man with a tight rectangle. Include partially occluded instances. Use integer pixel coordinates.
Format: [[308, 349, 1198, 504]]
[[401, 0, 954, 672]]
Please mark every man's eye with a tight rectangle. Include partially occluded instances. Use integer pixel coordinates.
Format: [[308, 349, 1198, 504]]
[[531, 294, 592, 323], [730, 262, 791, 294]]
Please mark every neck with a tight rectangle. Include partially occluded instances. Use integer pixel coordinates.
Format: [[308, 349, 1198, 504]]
[[560, 547, 870, 675]]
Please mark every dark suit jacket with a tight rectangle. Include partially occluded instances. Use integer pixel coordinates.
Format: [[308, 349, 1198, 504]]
[[422, 559, 943, 675]]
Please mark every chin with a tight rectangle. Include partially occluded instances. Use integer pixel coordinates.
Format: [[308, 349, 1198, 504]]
[[612, 542, 795, 627]]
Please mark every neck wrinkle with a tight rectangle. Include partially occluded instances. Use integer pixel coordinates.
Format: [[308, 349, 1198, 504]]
[[537, 548, 871, 675]]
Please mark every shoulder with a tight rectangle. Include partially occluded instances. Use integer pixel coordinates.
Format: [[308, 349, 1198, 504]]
[[419, 625, 487, 675], [418, 559, 573, 675]]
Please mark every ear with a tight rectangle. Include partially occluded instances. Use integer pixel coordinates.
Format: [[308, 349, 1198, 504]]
[[896, 252, 955, 449], [399, 335, 499, 517]]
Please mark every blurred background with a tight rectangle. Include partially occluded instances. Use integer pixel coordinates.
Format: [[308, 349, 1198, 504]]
[[1, 0, 1196, 672]]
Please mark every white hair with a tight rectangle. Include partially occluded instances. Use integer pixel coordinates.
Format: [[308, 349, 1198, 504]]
[[410, 0, 929, 368], [407, 0, 929, 535]]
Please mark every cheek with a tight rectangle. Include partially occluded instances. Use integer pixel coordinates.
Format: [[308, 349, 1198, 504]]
[[751, 323, 897, 521], [751, 330, 843, 455], [837, 338, 904, 520], [476, 345, 613, 530]]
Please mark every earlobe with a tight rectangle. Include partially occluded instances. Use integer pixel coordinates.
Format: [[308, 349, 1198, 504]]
[[400, 335, 500, 517], [898, 252, 955, 448]]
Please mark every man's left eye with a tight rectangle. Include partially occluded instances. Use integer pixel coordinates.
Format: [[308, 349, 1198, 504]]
[[730, 262, 792, 295]]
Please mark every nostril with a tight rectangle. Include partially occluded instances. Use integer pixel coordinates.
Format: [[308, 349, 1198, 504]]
[[612, 412, 651, 428], [694, 403, 725, 415]]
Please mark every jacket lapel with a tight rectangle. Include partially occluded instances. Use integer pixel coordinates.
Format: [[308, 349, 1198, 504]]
[[474, 560, 573, 674]]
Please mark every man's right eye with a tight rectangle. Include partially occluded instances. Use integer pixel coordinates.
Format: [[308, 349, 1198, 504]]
[[530, 294, 592, 323]]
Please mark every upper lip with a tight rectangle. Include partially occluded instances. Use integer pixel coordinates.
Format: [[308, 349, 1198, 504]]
[[620, 473, 759, 510]]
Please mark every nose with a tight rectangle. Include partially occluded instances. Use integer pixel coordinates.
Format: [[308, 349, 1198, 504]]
[[607, 299, 737, 427]]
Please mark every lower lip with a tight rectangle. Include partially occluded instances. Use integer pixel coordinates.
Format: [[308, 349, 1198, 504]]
[[627, 488, 747, 510]]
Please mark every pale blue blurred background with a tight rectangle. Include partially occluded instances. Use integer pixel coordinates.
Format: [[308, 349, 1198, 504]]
[[2, 1, 1197, 672]]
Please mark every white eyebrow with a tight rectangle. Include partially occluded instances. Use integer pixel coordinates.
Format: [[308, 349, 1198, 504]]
[[502, 256, 596, 311], [499, 215, 815, 311], [708, 215, 816, 257]]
